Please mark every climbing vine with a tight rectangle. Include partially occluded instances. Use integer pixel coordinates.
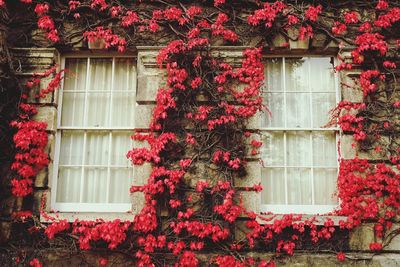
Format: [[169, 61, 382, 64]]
[[2, 0, 400, 266]]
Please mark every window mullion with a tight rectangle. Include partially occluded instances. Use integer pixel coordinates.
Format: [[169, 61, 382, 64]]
[[282, 57, 288, 205], [79, 132, 87, 203], [105, 58, 115, 203], [283, 132, 288, 205], [307, 60, 315, 205], [83, 58, 90, 127], [310, 133, 315, 205]]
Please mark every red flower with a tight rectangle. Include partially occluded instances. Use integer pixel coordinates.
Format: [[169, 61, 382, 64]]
[[29, 258, 42, 267], [337, 252, 346, 261], [99, 258, 108, 266], [369, 242, 383, 251], [305, 5, 322, 22]]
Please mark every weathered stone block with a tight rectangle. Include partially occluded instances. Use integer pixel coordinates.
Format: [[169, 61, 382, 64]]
[[137, 73, 166, 103], [340, 134, 389, 160], [247, 110, 262, 130], [349, 223, 376, 250], [32, 189, 48, 214], [133, 163, 152, 186], [383, 224, 400, 251], [287, 28, 309, 50], [311, 33, 328, 48], [134, 104, 154, 129], [240, 190, 261, 215], [46, 134, 55, 161], [35, 162, 52, 188], [33, 106, 57, 131], [131, 192, 145, 214], [341, 72, 363, 103], [235, 161, 262, 187], [272, 33, 289, 48]]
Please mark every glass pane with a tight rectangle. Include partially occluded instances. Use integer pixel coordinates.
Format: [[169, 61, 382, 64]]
[[109, 168, 132, 203], [111, 132, 132, 166], [82, 167, 108, 203], [309, 57, 335, 92], [313, 132, 337, 167], [314, 168, 338, 205], [265, 58, 283, 92], [86, 92, 110, 127], [64, 58, 87, 91], [61, 92, 85, 126], [261, 132, 284, 166], [89, 58, 112, 91], [285, 58, 309, 92], [110, 92, 135, 127], [59, 131, 84, 165], [57, 167, 81, 202], [262, 93, 284, 128], [312, 93, 336, 127], [85, 131, 109, 165], [286, 93, 311, 127], [114, 58, 136, 91], [287, 131, 311, 167], [287, 168, 312, 205], [261, 168, 285, 204]]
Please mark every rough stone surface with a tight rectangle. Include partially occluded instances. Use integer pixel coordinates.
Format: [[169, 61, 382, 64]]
[[133, 163, 152, 186], [33, 106, 57, 132], [235, 160, 262, 187], [341, 72, 364, 103], [340, 134, 389, 160], [134, 104, 154, 129], [349, 223, 376, 251], [240, 190, 261, 215], [34, 162, 52, 188]]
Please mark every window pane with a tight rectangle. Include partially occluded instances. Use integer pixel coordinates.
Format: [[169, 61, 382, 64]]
[[265, 58, 283, 92], [285, 58, 309, 92], [261, 132, 284, 166], [286, 93, 311, 127], [57, 167, 81, 202], [89, 58, 112, 91], [82, 167, 108, 203], [262, 93, 284, 127], [114, 58, 136, 91], [314, 168, 338, 205], [110, 92, 135, 127], [109, 168, 132, 203], [261, 168, 285, 204], [313, 132, 337, 167], [287, 168, 312, 205], [61, 92, 85, 126], [85, 131, 109, 165], [86, 92, 111, 127], [111, 132, 132, 166], [312, 93, 336, 127], [309, 57, 335, 92], [64, 58, 87, 92], [287, 131, 311, 167], [59, 131, 84, 165]]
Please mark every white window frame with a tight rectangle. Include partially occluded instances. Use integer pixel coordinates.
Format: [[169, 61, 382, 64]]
[[51, 53, 137, 213], [260, 55, 341, 215]]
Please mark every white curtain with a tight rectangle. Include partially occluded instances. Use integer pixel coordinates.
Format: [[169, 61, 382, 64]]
[[262, 57, 338, 206], [57, 58, 135, 204]]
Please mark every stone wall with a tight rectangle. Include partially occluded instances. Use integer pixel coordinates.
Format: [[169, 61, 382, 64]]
[[4, 39, 400, 265]]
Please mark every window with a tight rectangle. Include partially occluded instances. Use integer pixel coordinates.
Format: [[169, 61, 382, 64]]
[[260, 57, 339, 215], [52, 56, 137, 212]]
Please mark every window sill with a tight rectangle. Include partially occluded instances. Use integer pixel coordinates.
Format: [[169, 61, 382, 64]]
[[40, 212, 137, 223], [255, 213, 347, 226]]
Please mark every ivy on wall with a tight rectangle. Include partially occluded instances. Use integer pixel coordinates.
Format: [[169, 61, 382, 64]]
[[2, 0, 400, 266]]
